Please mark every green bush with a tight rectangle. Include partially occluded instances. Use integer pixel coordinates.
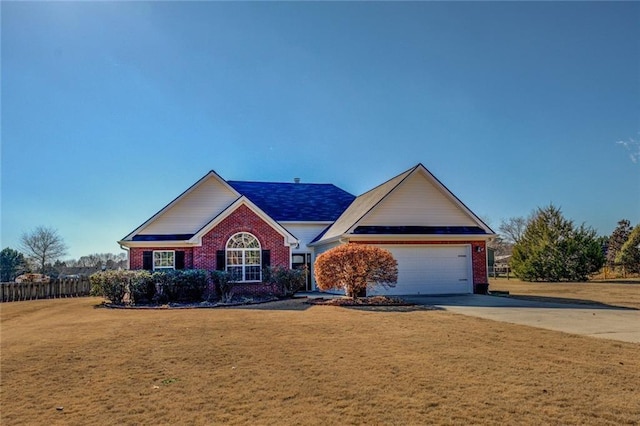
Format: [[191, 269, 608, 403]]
[[151, 270, 209, 303], [91, 269, 210, 305], [128, 270, 155, 304], [90, 270, 128, 305], [263, 266, 306, 298], [172, 269, 209, 301], [511, 205, 605, 281]]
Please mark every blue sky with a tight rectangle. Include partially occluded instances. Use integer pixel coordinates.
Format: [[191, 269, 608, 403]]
[[2, 1, 639, 259]]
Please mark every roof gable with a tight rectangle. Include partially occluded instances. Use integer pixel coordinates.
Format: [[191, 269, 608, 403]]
[[359, 168, 479, 227], [313, 164, 493, 244], [313, 166, 414, 242], [122, 170, 240, 241], [227, 181, 355, 222]]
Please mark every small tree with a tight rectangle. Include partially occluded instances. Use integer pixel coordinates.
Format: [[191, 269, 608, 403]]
[[499, 216, 529, 245], [616, 226, 640, 275], [0, 247, 27, 282], [211, 270, 237, 303], [607, 219, 633, 269], [314, 244, 398, 300], [19, 226, 68, 274]]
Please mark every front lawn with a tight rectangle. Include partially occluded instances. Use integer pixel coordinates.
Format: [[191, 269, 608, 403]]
[[489, 278, 640, 309], [1, 297, 639, 425]]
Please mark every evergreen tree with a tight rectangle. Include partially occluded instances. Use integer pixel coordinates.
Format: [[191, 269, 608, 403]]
[[0, 247, 27, 282], [511, 205, 605, 281]]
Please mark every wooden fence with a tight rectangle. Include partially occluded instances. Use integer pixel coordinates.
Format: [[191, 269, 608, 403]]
[[0, 277, 92, 303]]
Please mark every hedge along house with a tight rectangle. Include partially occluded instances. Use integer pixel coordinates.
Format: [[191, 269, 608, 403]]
[[118, 164, 495, 295]]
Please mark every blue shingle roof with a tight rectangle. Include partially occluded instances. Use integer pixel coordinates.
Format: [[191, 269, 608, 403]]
[[227, 181, 355, 222]]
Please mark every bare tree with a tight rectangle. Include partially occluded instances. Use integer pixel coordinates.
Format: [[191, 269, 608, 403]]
[[19, 226, 68, 274], [499, 217, 528, 245]]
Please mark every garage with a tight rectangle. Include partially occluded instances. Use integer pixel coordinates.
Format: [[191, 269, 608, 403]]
[[369, 245, 473, 295]]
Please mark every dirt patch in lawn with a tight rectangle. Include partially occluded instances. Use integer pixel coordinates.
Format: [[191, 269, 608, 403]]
[[490, 279, 640, 310], [2, 297, 639, 425]]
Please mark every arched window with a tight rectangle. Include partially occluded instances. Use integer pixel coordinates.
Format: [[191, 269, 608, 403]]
[[226, 232, 261, 282]]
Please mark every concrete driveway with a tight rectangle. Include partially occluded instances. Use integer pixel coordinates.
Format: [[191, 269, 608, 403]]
[[403, 294, 640, 343]]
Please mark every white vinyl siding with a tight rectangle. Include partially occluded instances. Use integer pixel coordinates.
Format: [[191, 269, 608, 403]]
[[140, 175, 238, 235], [281, 223, 331, 248], [369, 245, 472, 295], [359, 172, 477, 227]]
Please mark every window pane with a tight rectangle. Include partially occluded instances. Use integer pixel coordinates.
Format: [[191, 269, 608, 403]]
[[227, 233, 260, 249], [227, 250, 242, 266], [245, 266, 261, 281], [243, 234, 259, 248], [245, 250, 261, 265], [227, 266, 242, 281]]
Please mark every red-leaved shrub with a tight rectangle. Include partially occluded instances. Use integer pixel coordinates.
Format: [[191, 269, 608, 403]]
[[314, 244, 398, 299]]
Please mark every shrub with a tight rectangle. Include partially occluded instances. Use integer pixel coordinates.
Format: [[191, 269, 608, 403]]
[[90, 270, 128, 305], [150, 270, 209, 303], [173, 269, 209, 301], [211, 270, 237, 303], [91, 269, 210, 305], [263, 266, 306, 298], [314, 244, 398, 299], [128, 270, 155, 304]]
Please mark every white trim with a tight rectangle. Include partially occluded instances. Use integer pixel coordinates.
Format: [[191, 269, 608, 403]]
[[153, 250, 176, 271], [314, 164, 495, 245], [347, 234, 493, 242], [118, 241, 195, 249], [226, 232, 262, 282], [278, 221, 334, 225]]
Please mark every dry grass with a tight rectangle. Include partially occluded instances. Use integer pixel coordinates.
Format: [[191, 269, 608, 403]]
[[489, 278, 640, 310], [2, 297, 639, 425]]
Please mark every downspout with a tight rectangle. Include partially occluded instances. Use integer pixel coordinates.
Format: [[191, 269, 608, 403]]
[[118, 243, 130, 270]]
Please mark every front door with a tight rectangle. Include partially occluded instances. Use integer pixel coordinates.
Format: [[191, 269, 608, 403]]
[[291, 253, 312, 291]]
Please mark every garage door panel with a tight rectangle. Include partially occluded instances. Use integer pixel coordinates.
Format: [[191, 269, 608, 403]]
[[370, 245, 472, 295]]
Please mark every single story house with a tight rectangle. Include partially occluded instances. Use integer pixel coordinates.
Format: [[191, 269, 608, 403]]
[[119, 164, 495, 295]]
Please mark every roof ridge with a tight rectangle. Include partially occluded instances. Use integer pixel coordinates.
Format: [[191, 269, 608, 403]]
[[227, 180, 338, 186]]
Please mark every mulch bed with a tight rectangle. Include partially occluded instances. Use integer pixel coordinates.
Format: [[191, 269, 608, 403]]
[[306, 296, 413, 306]]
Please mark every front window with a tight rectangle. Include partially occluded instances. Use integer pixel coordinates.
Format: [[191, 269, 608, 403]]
[[153, 250, 175, 270], [226, 233, 261, 281]]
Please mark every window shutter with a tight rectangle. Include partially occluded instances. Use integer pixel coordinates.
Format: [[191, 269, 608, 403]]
[[216, 250, 226, 271], [142, 251, 153, 270], [261, 250, 271, 268], [175, 251, 185, 270]]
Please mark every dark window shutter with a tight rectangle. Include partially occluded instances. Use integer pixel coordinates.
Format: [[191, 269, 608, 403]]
[[175, 251, 185, 270], [261, 250, 271, 268], [216, 250, 226, 271], [142, 251, 153, 270]]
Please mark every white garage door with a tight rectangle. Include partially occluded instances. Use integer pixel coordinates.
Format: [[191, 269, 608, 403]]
[[370, 245, 472, 295]]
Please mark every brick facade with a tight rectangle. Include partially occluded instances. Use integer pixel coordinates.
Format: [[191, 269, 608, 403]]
[[128, 204, 291, 296], [350, 240, 488, 293], [130, 247, 194, 270]]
